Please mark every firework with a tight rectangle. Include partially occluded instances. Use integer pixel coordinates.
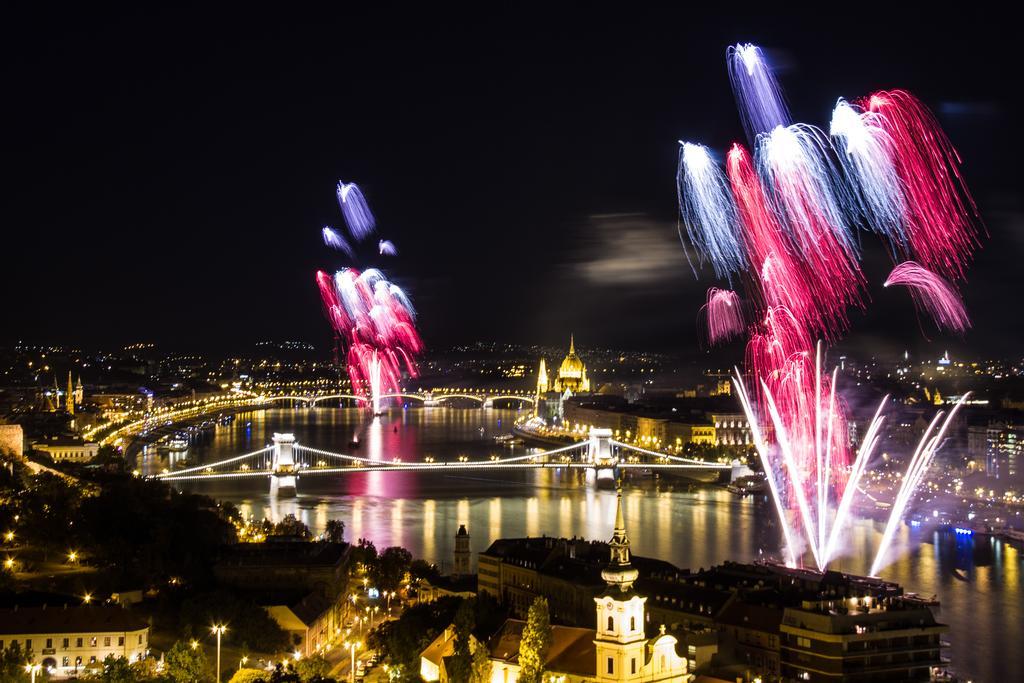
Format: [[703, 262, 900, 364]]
[[317, 183, 422, 411], [756, 123, 865, 335], [675, 44, 984, 572], [336, 181, 376, 240], [870, 395, 969, 575], [829, 99, 908, 252], [701, 288, 744, 345], [379, 239, 398, 256], [884, 261, 970, 334], [677, 142, 746, 279], [323, 227, 355, 257], [727, 43, 791, 145], [865, 90, 981, 281]]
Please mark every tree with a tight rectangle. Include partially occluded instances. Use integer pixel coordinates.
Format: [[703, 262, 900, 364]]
[[164, 641, 208, 683], [228, 670, 267, 683], [323, 519, 345, 543], [517, 597, 551, 683], [0, 641, 31, 683], [271, 514, 310, 539], [295, 653, 331, 681], [469, 642, 492, 683], [374, 546, 412, 591], [447, 600, 474, 683], [88, 655, 136, 682]]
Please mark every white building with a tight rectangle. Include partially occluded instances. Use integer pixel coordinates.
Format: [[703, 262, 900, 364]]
[[31, 436, 99, 463], [0, 606, 149, 678]]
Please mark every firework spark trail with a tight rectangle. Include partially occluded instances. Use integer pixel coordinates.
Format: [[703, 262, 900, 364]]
[[865, 90, 981, 281], [727, 43, 791, 145], [884, 261, 970, 333], [737, 329, 889, 570], [728, 144, 825, 331], [318, 267, 422, 410], [829, 99, 908, 252], [379, 239, 397, 256], [323, 227, 355, 257], [757, 124, 865, 336], [677, 142, 746, 279], [336, 181, 376, 240], [700, 288, 744, 345], [870, 394, 970, 576]]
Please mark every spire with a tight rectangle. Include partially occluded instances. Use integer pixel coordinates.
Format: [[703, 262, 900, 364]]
[[66, 371, 75, 416], [569, 333, 575, 355], [601, 483, 639, 591]]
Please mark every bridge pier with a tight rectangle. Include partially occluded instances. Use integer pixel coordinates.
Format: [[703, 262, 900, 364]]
[[587, 428, 617, 486], [271, 432, 297, 497]]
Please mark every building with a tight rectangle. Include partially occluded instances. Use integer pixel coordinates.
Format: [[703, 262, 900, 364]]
[[968, 420, 1023, 479], [454, 524, 471, 576], [0, 423, 24, 457], [214, 541, 351, 595], [536, 336, 592, 420], [478, 490, 692, 683], [31, 436, 99, 463], [264, 591, 342, 656], [779, 596, 947, 681], [0, 605, 149, 676]]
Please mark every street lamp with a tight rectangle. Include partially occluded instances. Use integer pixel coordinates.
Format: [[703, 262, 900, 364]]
[[239, 655, 248, 671], [67, 550, 78, 564], [211, 624, 227, 682], [24, 664, 42, 683], [82, 592, 93, 605], [344, 640, 362, 683]]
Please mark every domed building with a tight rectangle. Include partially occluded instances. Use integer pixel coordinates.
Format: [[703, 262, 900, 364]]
[[535, 335, 591, 420]]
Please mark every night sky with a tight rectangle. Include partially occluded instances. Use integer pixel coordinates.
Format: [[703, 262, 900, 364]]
[[5, 7, 1022, 360]]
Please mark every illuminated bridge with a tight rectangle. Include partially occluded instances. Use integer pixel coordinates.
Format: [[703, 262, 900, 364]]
[[152, 428, 743, 494], [254, 389, 536, 409]]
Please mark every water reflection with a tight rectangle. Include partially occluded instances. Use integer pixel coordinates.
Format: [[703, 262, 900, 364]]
[[174, 407, 1020, 683]]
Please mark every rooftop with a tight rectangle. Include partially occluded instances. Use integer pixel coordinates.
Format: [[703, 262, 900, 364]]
[[0, 605, 148, 635]]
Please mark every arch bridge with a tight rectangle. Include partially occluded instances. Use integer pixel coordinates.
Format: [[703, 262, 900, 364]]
[[258, 390, 536, 408]]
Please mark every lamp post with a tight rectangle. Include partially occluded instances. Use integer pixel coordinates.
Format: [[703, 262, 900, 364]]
[[239, 655, 248, 671], [344, 640, 361, 683], [24, 664, 42, 683], [211, 624, 227, 682]]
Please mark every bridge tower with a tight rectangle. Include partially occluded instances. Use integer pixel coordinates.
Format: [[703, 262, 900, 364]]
[[588, 427, 617, 485], [271, 432, 297, 497]]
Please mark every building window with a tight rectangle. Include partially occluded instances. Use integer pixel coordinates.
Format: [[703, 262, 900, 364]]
[[118, 636, 125, 646], [63, 638, 69, 648], [631, 658, 637, 674], [607, 657, 614, 674], [607, 616, 614, 631], [630, 616, 636, 631], [104, 637, 111, 647], [62, 657, 70, 667], [90, 638, 97, 647], [138, 635, 143, 645], [77, 638, 83, 648], [46, 638, 53, 648], [26, 639, 32, 650]]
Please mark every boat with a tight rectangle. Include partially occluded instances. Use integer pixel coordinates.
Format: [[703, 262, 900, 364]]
[[167, 437, 188, 451]]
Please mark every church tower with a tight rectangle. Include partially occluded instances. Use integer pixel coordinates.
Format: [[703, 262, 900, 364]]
[[74, 376, 84, 405], [453, 524, 471, 576], [594, 487, 646, 682], [594, 488, 692, 682], [66, 371, 75, 416]]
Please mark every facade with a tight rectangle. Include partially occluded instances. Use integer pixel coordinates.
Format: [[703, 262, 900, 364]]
[[968, 421, 1023, 479], [0, 423, 24, 457], [779, 597, 946, 681], [214, 541, 351, 595], [31, 436, 99, 463], [454, 524, 471, 576], [265, 591, 341, 656], [0, 606, 149, 677]]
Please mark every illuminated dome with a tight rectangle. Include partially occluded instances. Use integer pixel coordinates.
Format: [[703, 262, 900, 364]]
[[552, 335, 590, 394]]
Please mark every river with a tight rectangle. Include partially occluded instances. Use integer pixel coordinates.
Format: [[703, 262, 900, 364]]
[[153, 406, 1018, 682]]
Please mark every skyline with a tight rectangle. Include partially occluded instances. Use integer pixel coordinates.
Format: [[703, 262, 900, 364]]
[[5, 7, 1022, 360]]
